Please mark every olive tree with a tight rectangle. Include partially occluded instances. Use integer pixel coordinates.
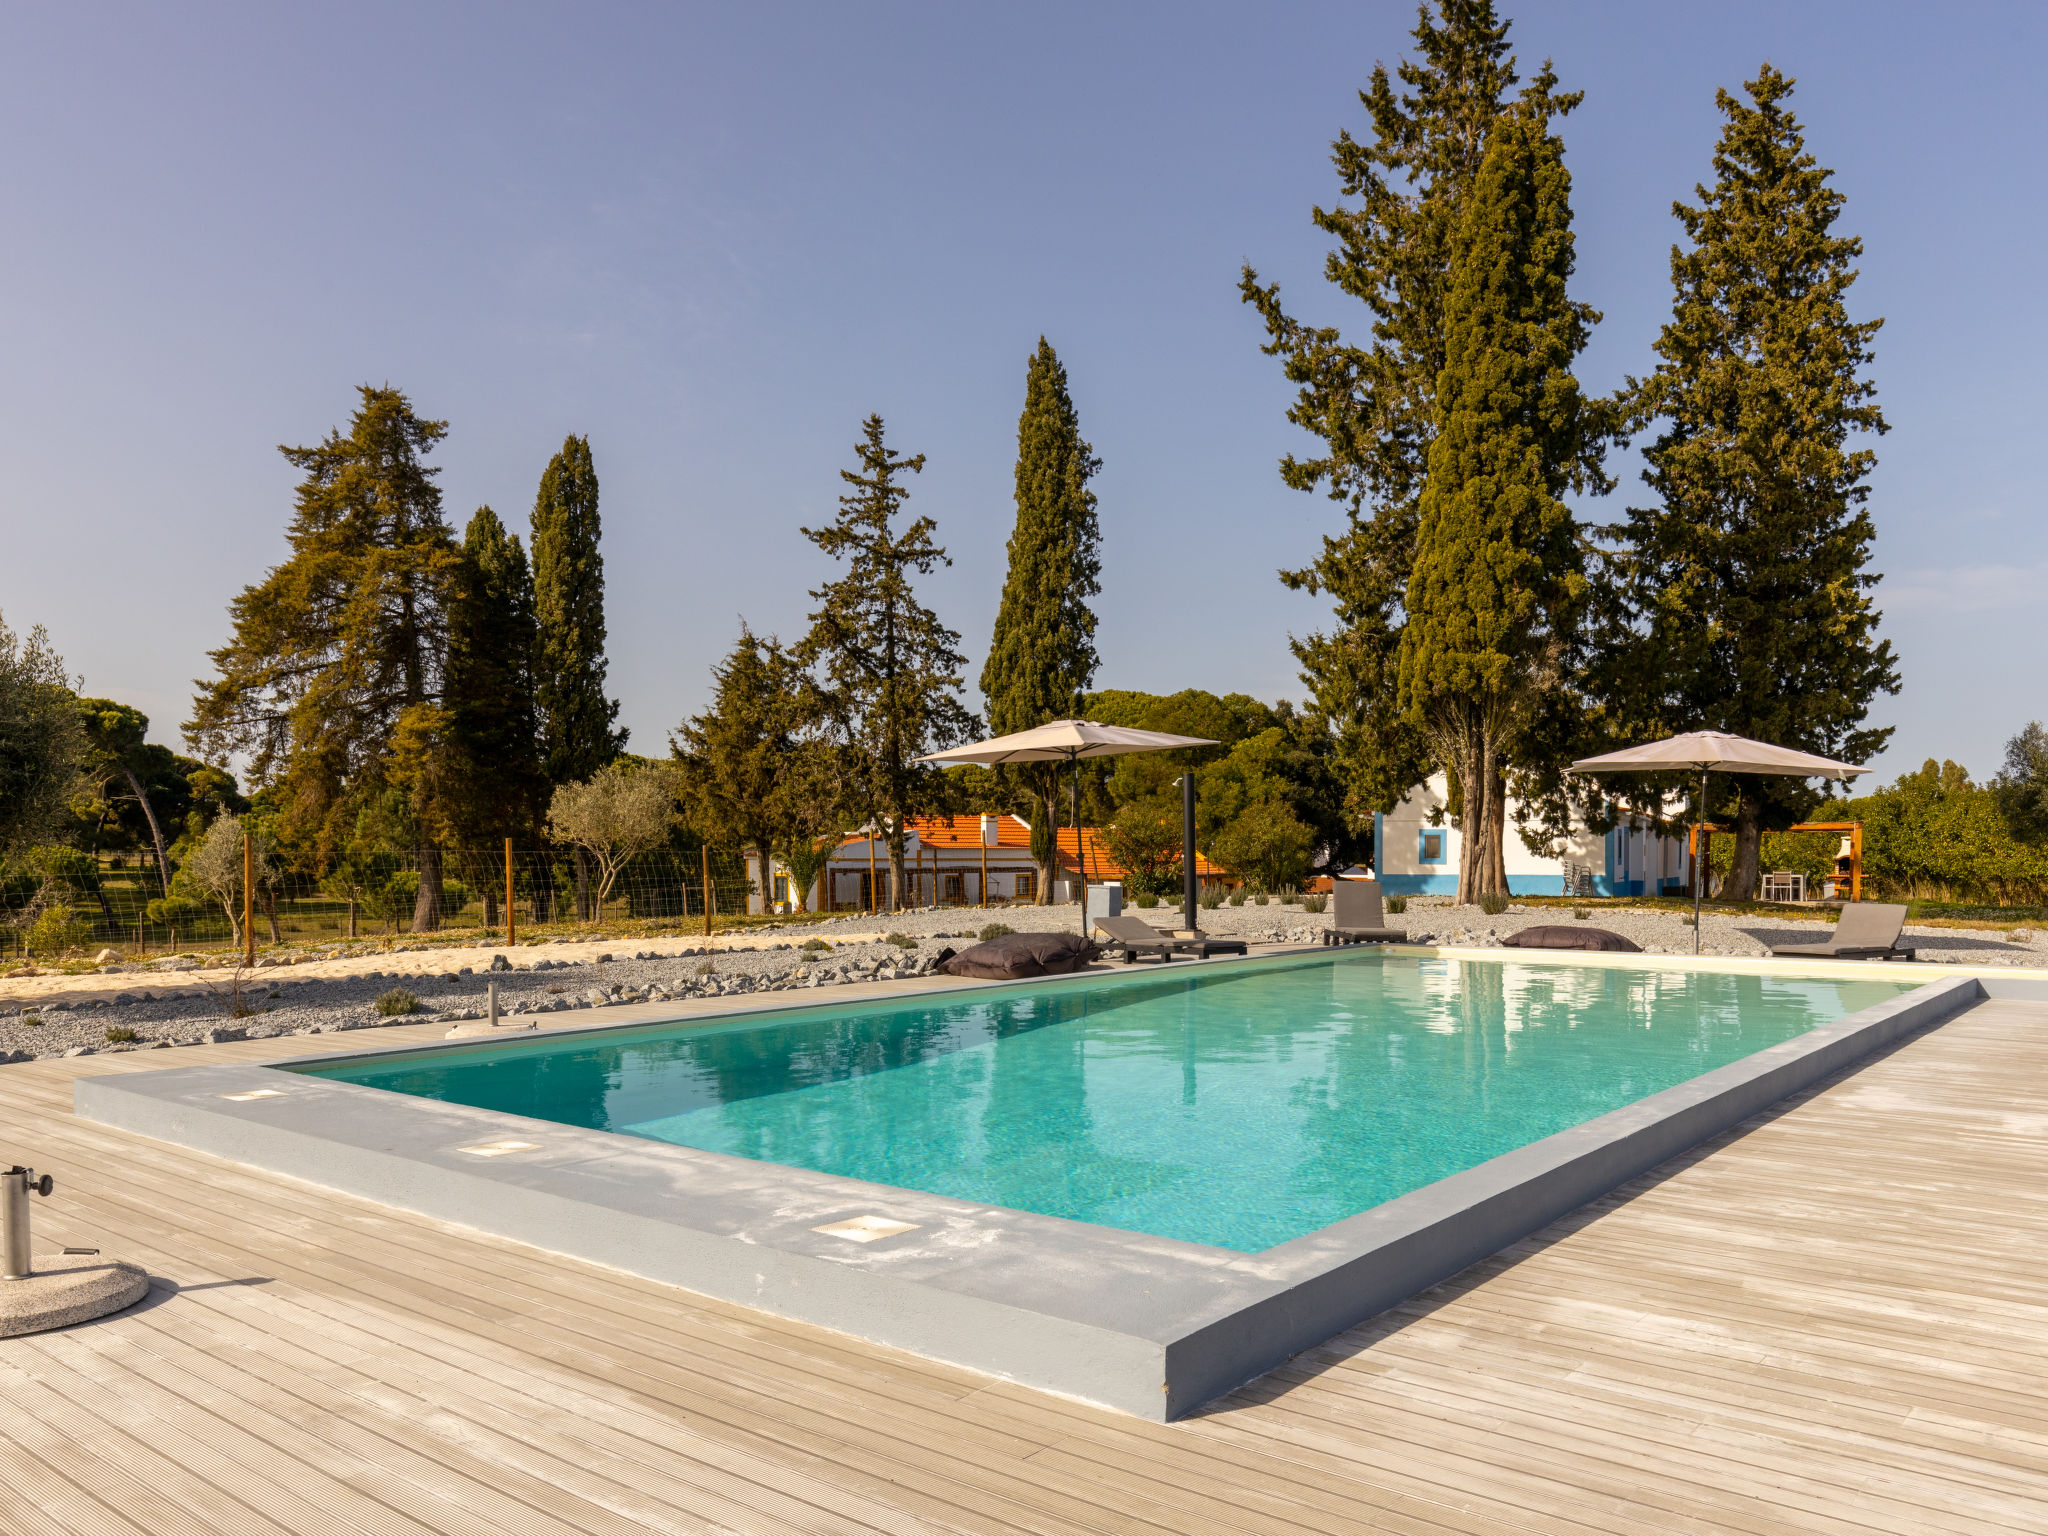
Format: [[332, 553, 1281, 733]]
[[547, 760, 681, 917]]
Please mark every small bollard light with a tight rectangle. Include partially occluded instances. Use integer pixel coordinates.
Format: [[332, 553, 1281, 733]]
[[3, 1165, 55, 1281], [487, 979, 499, 1027]]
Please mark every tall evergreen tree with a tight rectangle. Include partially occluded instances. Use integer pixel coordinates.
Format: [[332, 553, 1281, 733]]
[[443, 506, 543, 853], [981, 338, 1102, 902], [672, 624, 805, 903], [532, 434, 625, 785], [188, 386, 457, 924], [1607, 66, 1896, 898], [799, 415, 975, 910], [1397, 87, 1603, 901], [1240, 1, 1531, 832], [530, 434, 625, 917]]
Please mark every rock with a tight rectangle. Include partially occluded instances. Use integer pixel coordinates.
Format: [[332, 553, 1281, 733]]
[[205, 1026, 248, 1044], [64, 1046, 95, 1057], [154, 957, 200, 972], [94, 948, 118, 964], [489, 954, 512, 972]]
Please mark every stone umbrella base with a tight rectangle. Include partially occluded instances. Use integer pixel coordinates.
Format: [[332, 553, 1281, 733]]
[[0, 1254, 150, 1337]]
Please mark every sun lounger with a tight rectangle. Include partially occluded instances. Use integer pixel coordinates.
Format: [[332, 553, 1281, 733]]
[[1770, 902, 1917, 962], [1325, 878, 1406, 945], [1094, 915, 1250, 963]]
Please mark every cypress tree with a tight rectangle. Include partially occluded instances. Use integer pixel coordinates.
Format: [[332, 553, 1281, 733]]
[[1241, 1, 1536, 828], [443, 506, 543, 860], [981, 338, 1102, 902], [530, 434, 625, 917], [188, 387, 457, 926], [1397, 84, 1603, 901], [799, 415, 976, 910], [532, 434, 625, 785], [1609, 66, 1897, 898]]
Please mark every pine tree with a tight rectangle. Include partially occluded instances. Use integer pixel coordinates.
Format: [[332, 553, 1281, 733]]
[[188, 387, 457, 924], [672, 625, 805, 905], [799, 415, 976, 910], [1240, 1, 1531, 829], [530, 434, 625, 918], [1397, 88, 1602, 901], [981, 338, 1102, 902], [443, 507, 543, 858], [1608, 66, 1897, 898]]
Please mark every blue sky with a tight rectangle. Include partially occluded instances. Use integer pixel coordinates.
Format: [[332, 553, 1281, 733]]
[[2, 2, 2041, 785]]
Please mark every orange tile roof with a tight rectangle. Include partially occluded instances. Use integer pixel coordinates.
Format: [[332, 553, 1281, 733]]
[[903, 814, 1035, 852], [1054, 826, 1229, 881], [833, 815, 1228, 880]]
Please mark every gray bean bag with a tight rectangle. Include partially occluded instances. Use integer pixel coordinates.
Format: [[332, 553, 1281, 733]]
[[941, 931, 1102, 979], [1502, 925, 1642, 953]]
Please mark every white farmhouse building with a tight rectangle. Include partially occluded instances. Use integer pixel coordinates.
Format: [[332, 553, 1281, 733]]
[[1372, 773, 1689, 898]]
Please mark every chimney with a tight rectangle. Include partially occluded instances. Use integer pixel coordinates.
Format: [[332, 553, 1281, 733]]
[[981, 813, 1000, 846]]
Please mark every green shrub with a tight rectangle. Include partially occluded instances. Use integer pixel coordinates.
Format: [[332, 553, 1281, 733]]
[[1385, 895, 1407, 915], [375, 988, 419, 1016], [24, 903, 90, 955], [800, 937, 831, 953], [105, 1026, 139, 1043], [1198, 890, 1222, 910], [1134, 893, 1159, 908], [1303, 894, 1327, 914], [1227, 889, 1246, 907], [977, 922, 1014, 942], [885, 932, 917, 950], [1572, 906, 1591, 920], [1479, 892, 1508, 916]]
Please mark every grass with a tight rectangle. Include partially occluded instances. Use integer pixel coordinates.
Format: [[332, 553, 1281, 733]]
[[1303, 894, 1327, 914], [885, 932, 918, 949], [374, 988, 420, 1017], [799, 937, 831, 953], [104, 1026, 139, 1043], [1384, 895, 1407, 915], [977, 923, 1014, 942]]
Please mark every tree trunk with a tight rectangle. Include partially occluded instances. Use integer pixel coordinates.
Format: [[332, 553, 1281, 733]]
[[888, 820, 908, 913], [574, 848, 592, 923], [261, 886, 282, 944], [123, 767, 173, 896], [1727, 787, 1764, 902], [482, 885, 499, 926], [1479, 735, 1509, 900], [413, 845, 443, 932], [347, 897, 358, 940], [1034, 780, 1057, 904]]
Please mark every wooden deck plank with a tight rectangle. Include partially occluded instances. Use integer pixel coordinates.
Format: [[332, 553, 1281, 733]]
[[2, 992, 2045, 1533]]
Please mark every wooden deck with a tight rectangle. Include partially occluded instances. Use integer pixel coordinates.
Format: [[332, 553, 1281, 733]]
[[2, 996, 2044, 1534]]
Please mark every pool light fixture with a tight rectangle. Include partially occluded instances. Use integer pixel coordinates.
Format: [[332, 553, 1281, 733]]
[[812, 1214, 920, 1243]]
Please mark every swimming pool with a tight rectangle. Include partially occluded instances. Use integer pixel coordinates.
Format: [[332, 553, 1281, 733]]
[[296, 950, 1917, 1252]]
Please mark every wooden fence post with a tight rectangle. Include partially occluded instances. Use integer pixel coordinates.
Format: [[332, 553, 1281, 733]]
[[242, 830, 255, 968], [505, 837, 516, 947]]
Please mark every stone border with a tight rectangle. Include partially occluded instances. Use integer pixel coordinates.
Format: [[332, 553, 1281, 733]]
[[74, 952, 1986, 1419]]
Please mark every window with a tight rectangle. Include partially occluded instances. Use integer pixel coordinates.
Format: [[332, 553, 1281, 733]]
[[1015, 870, 1037, 901], [773, 874, 790, 907], [1419, 829, 1446, 864], [944, 872, 965, 903]]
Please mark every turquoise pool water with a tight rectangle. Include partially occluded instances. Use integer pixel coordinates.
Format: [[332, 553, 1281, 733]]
[[296, 952, 1918, 1252]]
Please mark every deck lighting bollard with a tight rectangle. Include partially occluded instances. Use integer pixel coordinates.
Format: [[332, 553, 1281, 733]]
[[3, 1166, 55, 1281], [487, 979, 499, 1028]]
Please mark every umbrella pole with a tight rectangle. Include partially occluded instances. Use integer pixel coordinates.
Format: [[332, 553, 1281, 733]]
[[1071, 756, 1086, 935], [1695, 768, 1707, 955], [1182, 771, 1197, 936]]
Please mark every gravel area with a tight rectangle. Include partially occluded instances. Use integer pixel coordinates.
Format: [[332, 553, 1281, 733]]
[[2, 898, 2037, 1063]]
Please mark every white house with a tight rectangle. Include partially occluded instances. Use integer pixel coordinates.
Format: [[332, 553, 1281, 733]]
[[1373, 773, 1688, 897]]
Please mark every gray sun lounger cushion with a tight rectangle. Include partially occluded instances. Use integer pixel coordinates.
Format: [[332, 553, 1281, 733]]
[[1770, 901, 1916, 962], [1326, 878, 1405, 944], [943, 931, 1103, 979]]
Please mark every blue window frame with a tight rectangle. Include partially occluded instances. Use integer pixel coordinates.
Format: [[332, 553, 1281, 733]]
[[1418, 828, 1447, 864]]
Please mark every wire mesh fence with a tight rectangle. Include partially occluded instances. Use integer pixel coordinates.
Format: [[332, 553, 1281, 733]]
[[0, 847, 766, 962]]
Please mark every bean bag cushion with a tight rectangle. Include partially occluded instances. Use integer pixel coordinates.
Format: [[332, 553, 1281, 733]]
[[941, 931, 1102, 980], [1502, 925, 1642, 953]]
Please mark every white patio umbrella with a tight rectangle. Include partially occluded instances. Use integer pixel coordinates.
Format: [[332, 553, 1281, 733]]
[[917, 720, 1218, 932], [1569, 730, 1871, 952]]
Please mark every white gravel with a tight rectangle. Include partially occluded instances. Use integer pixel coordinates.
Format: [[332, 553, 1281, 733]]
[[1, 898, 2034, 1063]]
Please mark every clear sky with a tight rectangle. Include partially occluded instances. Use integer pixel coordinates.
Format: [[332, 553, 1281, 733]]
[[2, 1, 2040, 785]]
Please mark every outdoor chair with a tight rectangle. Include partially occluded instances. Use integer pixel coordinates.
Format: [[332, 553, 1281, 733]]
[[1094, 915, 1180, 964], [1325, 877, 1406, 945], [1770, 901, 1917, 962]]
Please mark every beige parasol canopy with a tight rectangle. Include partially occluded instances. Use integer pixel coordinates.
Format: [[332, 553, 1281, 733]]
[[1570, 730, 1869, 781], [1569, 730, 1872, 952], [916, 719, 1219, 765], [918, 720, 1220, 931]]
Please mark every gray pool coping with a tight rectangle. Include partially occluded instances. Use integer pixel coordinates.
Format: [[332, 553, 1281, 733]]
[[74, 951, 1999, 1419]]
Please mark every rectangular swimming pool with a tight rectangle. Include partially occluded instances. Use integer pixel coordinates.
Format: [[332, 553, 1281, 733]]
[[295, 949, 1918, 1252]]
